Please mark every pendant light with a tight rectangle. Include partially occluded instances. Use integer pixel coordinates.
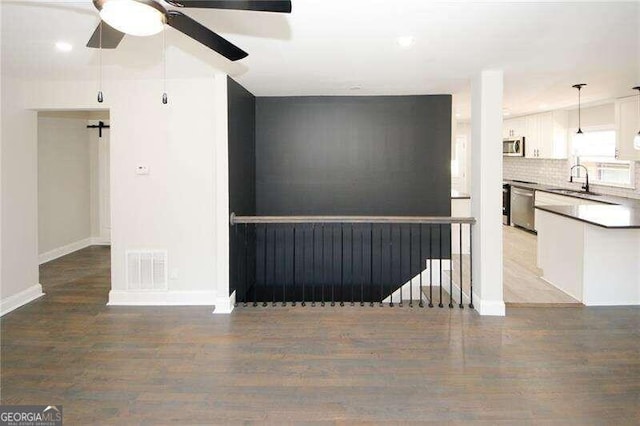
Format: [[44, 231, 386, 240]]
[[572, 84, 586, 145], [633, 86, 640, 150], [162, 26, 168, 105], [97, 21, 104, 103]]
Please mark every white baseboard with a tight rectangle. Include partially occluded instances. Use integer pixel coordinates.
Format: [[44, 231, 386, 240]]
[[0, 284, 45, 317], [39, 237, 111, 264], [39, 238, 92, 264], [474, 296, 506, 316], [213, 291, 235, 314], [90, 237, 111, 246], [107, 290, 216, 306]]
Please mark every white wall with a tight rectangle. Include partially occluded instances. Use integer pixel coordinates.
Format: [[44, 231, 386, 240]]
[[0, 77, 43, 313], [38, 112, 93, 256], [16, 77, 229, 308]]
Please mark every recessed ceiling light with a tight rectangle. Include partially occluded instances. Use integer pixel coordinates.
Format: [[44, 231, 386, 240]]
[[55, 41, 73, 52], [397, 36, 415, 48]]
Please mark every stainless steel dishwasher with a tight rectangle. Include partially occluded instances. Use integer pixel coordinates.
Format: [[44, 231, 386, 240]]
[[510, 187, 535, 231]]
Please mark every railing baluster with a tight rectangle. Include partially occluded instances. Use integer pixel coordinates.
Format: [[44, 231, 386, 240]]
[[469, 223, 474, 309], [449, 224, 454, 309], [331, 225, 335, 307], [351, 225, 355, 306], [243, 223, 249, 307], [292, 226, 296, 307], [234, 223, 239, 307], [439, 224, 443, 308], [379, 225, 383, 307], [273, 226, 277, 307], [263, 224, 267, 307], [340, 224, 344, 307], [312, 224, 316, 307], [389, 225, 393, 307], [419, 224, 424, 308], [459, 223, 464, 309], [429, 225, 433, 308], [282, 226, 287, 306], [399, 224, 403, 308], [321, 224, 325, 307], [360, 228, 365, 306], [369, 224, 374, 307], [302, 225, 306, 307], [409, 224, 413, 308]]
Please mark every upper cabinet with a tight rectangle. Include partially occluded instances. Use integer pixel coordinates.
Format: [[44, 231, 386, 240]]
[[507, 111, 568, 159], [503, 117, 526, 139], [615, 97, 640, 161]]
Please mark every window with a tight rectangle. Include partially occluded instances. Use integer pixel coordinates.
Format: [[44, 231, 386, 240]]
[[571, 129, 633, 187]]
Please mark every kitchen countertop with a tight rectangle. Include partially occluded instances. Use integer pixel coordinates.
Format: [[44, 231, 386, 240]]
[[504, 179, 640, 207], [503, 179, 640, 228], [536, 204, 640, 229]]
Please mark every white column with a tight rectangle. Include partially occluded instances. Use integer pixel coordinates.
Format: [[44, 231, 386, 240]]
[[212, 73, 233, 314], [470, 70, 505, 316]]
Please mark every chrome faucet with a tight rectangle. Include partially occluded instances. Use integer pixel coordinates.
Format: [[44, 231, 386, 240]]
[[569, 164, 590, 193]]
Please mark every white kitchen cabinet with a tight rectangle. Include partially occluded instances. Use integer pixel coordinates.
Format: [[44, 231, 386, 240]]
[[524, 112, 568, 159], [615, 97, 640, 161], [503, 117, 526, 139], [524, 115, 541, 158]]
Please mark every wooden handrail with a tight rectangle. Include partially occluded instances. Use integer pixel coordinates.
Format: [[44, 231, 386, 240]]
[[230, 213, 476, 225]]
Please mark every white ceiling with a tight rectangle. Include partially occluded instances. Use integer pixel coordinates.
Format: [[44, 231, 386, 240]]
[[1, 0, 639, 118]]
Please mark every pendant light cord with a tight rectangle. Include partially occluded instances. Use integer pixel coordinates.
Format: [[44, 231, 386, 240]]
[[578, 86, 582, 130], [162, 26, 168, 104], [99, 22, 102, 92], [163, 27, 166, 93]]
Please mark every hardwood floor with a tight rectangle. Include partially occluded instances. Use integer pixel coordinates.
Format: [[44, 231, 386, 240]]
[[503, 225, 580, 305], [2, 246, 639, 424]]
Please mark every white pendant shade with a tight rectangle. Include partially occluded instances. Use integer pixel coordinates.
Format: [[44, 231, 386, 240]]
[[100, 0, 166, 37]]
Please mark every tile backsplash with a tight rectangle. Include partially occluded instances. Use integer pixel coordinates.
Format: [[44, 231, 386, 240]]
[[503, 157, 640, 200]]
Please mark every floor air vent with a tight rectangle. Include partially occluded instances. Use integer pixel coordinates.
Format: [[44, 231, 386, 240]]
[[126, 250, 168, 291]]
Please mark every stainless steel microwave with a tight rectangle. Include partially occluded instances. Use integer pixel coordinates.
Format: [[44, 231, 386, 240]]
[[503, 137, 525, 156]]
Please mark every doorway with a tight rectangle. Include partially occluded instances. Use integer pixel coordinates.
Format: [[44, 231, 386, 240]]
[[37, 110, 111, 300]]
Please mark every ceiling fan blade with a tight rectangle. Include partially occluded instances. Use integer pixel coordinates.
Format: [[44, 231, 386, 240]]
[[166, 0, 291, 13], [86, 21, 125, 49], [167, 11, 248, 61]]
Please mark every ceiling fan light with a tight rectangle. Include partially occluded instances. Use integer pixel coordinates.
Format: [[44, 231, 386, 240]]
[[99, 0, 166, 37]]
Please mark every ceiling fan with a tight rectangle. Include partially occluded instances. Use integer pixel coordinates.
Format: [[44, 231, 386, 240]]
[[87, 0, 292, 61]]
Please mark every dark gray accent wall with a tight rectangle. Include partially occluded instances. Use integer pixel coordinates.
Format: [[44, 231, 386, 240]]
[[244, 95, 452, 302], [255, 95, 452, 216], [228, 77, 256, 296]]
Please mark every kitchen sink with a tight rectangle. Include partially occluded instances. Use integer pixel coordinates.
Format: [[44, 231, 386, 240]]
[[546, 188, 601, 196]]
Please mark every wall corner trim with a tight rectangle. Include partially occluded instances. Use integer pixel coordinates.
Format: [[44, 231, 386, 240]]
[[213, 291, 235, 315], [107, 290, 216, 306], [474, 296, 506, 316], [0, 284, 45, 317]]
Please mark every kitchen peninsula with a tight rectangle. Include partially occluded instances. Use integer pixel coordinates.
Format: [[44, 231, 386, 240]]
[[535, 202, 640, 306]]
